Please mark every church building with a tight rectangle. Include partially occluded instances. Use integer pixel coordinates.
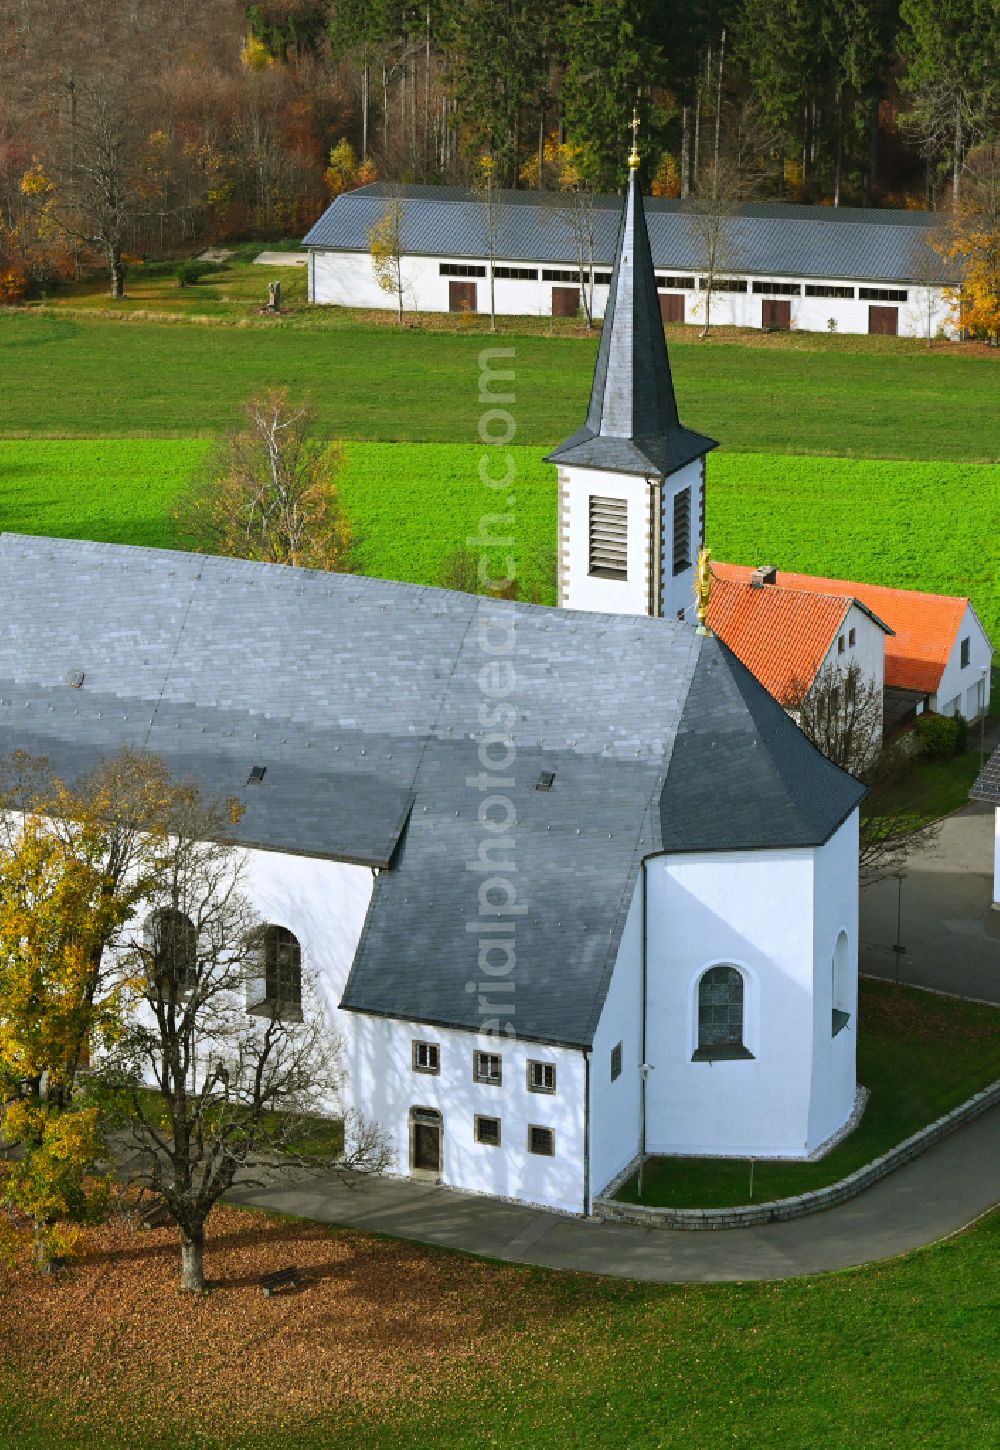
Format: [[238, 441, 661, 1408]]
[[0, 154, 867, 1216]]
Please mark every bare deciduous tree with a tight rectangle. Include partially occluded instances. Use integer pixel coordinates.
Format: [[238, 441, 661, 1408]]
[[102, 786, 391, 1292], [368, 193, 409, 323], [179, 388, 354, 571]]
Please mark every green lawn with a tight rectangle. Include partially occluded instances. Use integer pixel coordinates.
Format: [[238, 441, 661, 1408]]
[[613, 980, 1000, 1210], [2, 310, 997, 460], [3, 1209, 1000, 1450], [1, 439, 995, 641]]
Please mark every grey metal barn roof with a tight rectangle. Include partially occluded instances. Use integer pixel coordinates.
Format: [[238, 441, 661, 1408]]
[[303, 184, 957, 286], [0, 534, 864, 1049]]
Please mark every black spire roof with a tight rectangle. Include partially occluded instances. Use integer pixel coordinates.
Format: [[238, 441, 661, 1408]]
[[546, 167, 717, 478]]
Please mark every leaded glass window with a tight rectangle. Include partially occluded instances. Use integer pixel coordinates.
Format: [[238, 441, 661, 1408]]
[[263, 925, 302, 1009], [697, 966, 745, 1054]]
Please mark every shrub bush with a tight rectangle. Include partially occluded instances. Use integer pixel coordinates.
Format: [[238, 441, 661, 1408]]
[[176, 261, 218, 287], [915, 712, 964, 759]]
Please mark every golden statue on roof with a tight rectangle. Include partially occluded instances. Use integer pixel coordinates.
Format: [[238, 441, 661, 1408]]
[[695, 546, 714, 635]]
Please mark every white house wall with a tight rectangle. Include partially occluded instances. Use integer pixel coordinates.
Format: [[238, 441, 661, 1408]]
[[588, 883, 643, 1199], [309, 248, 957, 338], [930, 603, 993, 720], [643, 821, 858, 1158], [349, 1014, 587, 1213]]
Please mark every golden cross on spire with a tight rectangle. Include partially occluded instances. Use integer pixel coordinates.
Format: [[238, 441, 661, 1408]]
[[628, 105, 640, 170]]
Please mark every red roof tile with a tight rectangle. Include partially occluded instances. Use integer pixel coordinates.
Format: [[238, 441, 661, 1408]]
[[713, 563, 971, 694], [706, 575, 851, 702]]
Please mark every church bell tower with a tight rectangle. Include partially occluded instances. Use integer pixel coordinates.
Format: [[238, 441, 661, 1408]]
[[546, 117, 717, 620]]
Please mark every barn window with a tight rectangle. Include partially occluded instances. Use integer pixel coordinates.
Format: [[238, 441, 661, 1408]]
[[805, 284, 855, 299], [150, 908, 197, 992], [858, 286, 907, 302], [439, 262, 486, 278], [656, 274, 695, 290], [698, 277, 747, 292], [694, 966, 752, 1060], [589, 496, 628, 579], [541, 268, 578, 282], [494, 265, 538, 280], [672, 487, 692, 575], [751, 280, 802, 296]]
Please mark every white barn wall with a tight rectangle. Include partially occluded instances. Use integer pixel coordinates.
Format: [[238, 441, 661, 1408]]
[[309, 248, 957, 338], [589, 884, 643, 1199], [349, 1014, 587, 1213], [930, 603, 993, 719]]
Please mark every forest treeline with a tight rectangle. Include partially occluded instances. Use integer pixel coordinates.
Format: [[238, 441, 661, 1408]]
[[0, 0, 998, 300]]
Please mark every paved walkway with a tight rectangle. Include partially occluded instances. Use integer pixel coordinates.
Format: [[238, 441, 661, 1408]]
[[861, 800, 1000, 1003], [227, 1102, 1000, 1283]]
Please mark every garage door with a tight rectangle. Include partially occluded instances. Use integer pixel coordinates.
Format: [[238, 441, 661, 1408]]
[[449, 280, 477, 312], [552, 285, 580, 317], [659, 293, 685, 324], [868, 305, 898, 335], [761, 299, 791, 330]]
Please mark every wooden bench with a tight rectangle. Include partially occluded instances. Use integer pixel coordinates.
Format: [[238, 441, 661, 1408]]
[[260, 1266, 300, 1297]]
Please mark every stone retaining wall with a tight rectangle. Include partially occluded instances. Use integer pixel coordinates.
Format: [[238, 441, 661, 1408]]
[[595, 1078, 1000, 1230]]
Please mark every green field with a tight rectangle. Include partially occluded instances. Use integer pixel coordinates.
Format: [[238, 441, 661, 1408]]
[[614, 980, 1000, 1208], [2, 311, 998, 460], [1, 439, 995, 640]]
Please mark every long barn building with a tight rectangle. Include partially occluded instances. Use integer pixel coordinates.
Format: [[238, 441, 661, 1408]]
[[303, 183, 958, 339]]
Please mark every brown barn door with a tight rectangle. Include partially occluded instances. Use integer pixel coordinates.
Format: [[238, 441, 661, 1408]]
[[868, 305, 898, 335], [449, 280, 477, 312], [552, 285, 580, 317], [761, 298, 791, 330], [659, 293, 685, 324]]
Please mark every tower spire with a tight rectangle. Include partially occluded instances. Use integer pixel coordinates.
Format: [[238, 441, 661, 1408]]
[[546, 137, 717, 480]]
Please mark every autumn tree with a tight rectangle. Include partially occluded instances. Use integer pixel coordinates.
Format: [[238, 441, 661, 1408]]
[[368, 193, 409, 323], [473, 153, 502, 332], [941, 139, 1000, 342], [179, 388, 354, 571], [0, 749, 179, 1265], [100, 785, 391, 1292], [524, 135, 601, 328]]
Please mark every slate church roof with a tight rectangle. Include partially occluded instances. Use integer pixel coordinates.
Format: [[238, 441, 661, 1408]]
[[0, 533, 864, 1049], [545, 165, 716, 478]]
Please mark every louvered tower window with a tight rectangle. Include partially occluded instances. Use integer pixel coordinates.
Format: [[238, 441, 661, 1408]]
[[672, 487, 692, 575], [589, 495, 628, 578]]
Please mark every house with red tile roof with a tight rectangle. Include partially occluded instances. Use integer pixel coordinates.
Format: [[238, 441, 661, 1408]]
[[706, 568, 892, 718], [712, 564, 993, 726]]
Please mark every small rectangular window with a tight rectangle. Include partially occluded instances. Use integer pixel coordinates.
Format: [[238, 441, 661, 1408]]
[[542, 267, 578, 282], [859, 286, 907, 302], [412, 1040, 440, 1074], [589, 495, 628, 579], [494, 265, 538, 280], [656, 274, 695, 290], [848, 627, 856, 647], [593, 271, 613, 285], [528, 1124, 555, 1156], [475, 1114, 501, 1146], [960, 636, 971, 668], [698, 277, 748, 292], [439, 262, 486, 278], [751, 280, 802, 296], [473, 1051, 502, 1086], [527, 1060, 556, 1094], [672, 487, 692, 576], [805, 284, 855, 299], [611, 1041, 622, 1081], [837, 635, 845, 654]]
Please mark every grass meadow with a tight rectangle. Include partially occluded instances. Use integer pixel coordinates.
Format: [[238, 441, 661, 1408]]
[[2, 310, 998, 460], [0, 439, 995, 640]]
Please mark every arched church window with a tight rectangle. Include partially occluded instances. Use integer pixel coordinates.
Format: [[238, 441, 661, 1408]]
[[832, 931, 851, 1036], [694, 965, 752, 1061], [149, 907, 197, 992], [262, 924, 302, 1012]]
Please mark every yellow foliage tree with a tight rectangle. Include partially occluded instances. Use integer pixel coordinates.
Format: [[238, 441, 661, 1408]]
[[241, 34, 273, 71], [940, 140, 1000, 344], [324, 138, 377, 198], [651, 153, 681, 198], [0, 750, 177, 1266]]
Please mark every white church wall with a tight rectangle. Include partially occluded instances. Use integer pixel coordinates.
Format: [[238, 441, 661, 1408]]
[[643, 839, 853, 1158], [806, 813, 859, 1150], [589, 883, 643, 1199], [930, 603, 993, 719], [559, 465, 659, 617], [349, 1014, 587, 1213], [308, 249, 957, 338]]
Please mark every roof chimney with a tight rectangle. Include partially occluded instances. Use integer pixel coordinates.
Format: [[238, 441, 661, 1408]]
[[750, 565, 777, 589]]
